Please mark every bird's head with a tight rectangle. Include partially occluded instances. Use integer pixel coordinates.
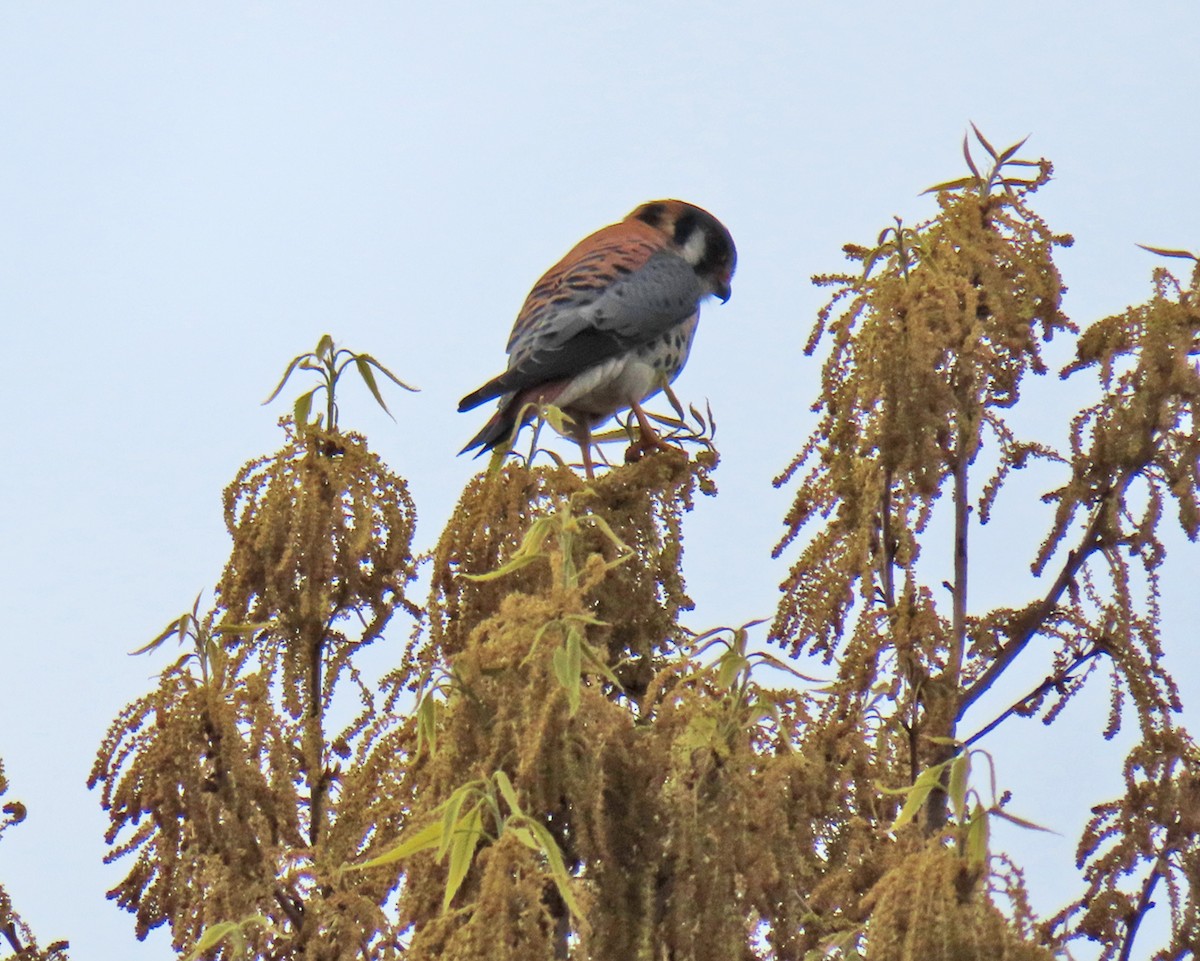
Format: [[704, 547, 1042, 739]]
[[629, 199, 737, 303]]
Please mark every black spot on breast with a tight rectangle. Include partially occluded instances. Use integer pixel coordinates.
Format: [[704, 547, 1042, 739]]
[[613, 264, 632, 275]]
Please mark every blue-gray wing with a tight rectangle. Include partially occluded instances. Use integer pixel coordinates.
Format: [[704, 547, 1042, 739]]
[[458, 249, 702, 411]]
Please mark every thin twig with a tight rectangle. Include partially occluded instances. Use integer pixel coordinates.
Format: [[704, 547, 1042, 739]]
[[1117, 857, 1164, 961], [962, 646, 1104, 747], [956, 498, 1110, 720], [274, 885, 306, 931]]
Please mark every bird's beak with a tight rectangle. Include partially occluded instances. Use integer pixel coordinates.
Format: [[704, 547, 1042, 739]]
[[715, 281, 732, 303]]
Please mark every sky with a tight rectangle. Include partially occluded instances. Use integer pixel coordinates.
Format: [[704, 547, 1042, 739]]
[[1, 3, 1197, 958]]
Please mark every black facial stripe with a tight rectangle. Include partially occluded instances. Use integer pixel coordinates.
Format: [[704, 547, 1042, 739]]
[[634, 202, 666, 228], [672, 210, 699, 245], [695, 228, 733, 277]]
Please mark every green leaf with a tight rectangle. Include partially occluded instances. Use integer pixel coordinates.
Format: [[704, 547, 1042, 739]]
[[183, 920, 242, 960], [510, 824, 540, 851], [439, 786, 472, 860], [578, 642, 623, 689], [565, 631, 583, 714], [948, 751, 970, 822], [890, 761, 948, 831], [582, 514, 633, 566], [524, 820, 585, 922], [262, 353, 309, 405], [355, 356, 395, 419], [539, 402, 576, 436], [314, 333, 334, 359], [961, 133, 981, 179], [493, 770, 523, 816], [921, 176, 976, 195], [1137, 243, 1199, 261], [443, 802, 484, 911], [970, 122, 997, 160], [358, 353, 419, 392], [715, 651, 748, 689], [294, 387, 316, 425], [464, 518, 554, 581], [566, 628, 582, 682], [990, 809, 1056, 834], [997, 134, 1031, 164], [130, 612, 190, 656], [350, 818, 443, 871], [965, 804, 990, 866], [552, 644, 580, 715], [416, 696, 438, 756]]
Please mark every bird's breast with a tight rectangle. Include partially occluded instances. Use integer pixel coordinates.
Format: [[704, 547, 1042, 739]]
[[556, 315, 698, 420]]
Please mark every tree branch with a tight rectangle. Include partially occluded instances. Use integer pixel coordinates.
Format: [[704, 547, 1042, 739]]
[[1, 921, 25, 958], [948, 445, 971, 691], [1117, 857, 1164, 961], [962, 645, 1104, 747], [956, 497, 1110, 720]]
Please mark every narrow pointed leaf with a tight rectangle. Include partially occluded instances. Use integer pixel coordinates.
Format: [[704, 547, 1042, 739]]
[[552, 645, 573, 690], [566, 629, 582, 684], [890, 761, 948, 830], [355, 356, 395, 419], [948, 751, 970, 822], [716, 652, 747, 690], [130, 614, 189, 656], [416, 696, 438, 756], [493, 770, 523, 816], [1137, 244, 1199, 261], [539, 403, 576, 436], [184, 921, 241, 960], [962, 133, 981, 179], [990, 809, 1057, 833], [263, 354, 309, 404], [525, 820, 585, 922], [294, 388, 316, 425], [510, 824, 540, 851], [359, 353, 419, 391], [970, 122, 997, 159], [921, 176, 976, 195], [966, 805, 990, 866], [997, 134, 1030, 164], [443, 803, 484, 911], [438, 787, 471, 859], [349, 818, 443, 870]]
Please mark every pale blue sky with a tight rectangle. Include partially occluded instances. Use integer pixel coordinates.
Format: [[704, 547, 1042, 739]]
[[1, 3, 1197, 958]]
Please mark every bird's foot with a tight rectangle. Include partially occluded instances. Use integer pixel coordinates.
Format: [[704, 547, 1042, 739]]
[[623, 432, 679, 464]]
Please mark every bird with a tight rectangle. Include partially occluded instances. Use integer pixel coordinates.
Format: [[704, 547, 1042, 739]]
[[458, 199, 736, 477]]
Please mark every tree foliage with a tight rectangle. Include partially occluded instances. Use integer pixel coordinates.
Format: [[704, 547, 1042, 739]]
[[0, 760, 69, 960], [67, 135, 1200, 961]]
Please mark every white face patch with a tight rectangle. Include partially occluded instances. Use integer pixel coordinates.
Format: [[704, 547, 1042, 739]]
[[680, 228, 707, 266]]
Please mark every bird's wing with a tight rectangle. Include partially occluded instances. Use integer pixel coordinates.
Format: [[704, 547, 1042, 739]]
[[459, 229, 701, 412]]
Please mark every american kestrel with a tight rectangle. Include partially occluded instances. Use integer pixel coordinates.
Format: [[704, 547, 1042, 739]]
[[458, 199, 736, 476]]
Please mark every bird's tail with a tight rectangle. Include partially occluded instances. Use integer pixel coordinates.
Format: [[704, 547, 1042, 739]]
[[459, 398, 521, 456]]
